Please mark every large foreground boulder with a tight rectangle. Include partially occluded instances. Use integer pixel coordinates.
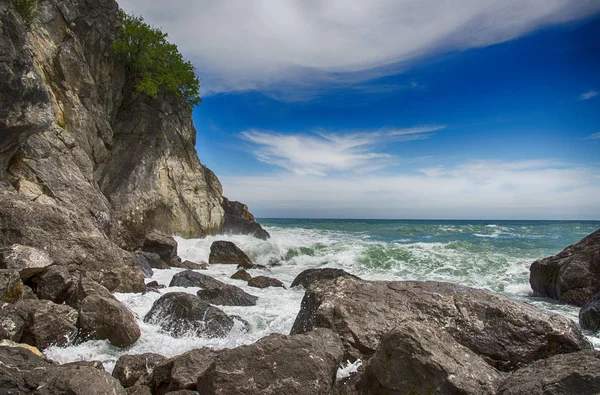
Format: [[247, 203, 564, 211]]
[[291, 268, 360, 289], [497, 350, 600, 395], [78, 295, 141, 347], [0, 244, 53, 281], [208, 241, 254, 268], [291, 277, 591, 371], [170, 270, 257, 306], [37, 364, 127, 395], [197, 328, 343, 395], [360, 323, 505, 394], [144, 292, 233, 338], [0, 346, 55, 393], [530, 228, 600, 306], [17, 299, 78, 349], [113, 353, 167, 388], [150, 348, 217, 395]]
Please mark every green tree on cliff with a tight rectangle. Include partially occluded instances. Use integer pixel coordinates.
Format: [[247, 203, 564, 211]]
[[112, 11, 201, 109]]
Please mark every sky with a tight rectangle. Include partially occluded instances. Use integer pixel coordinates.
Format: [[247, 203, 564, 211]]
[[119, 0, 600, 220]]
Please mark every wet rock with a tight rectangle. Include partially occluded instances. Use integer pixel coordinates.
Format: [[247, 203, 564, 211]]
[[142, 230, 178, 262], [530, 228, 600, 306], [170, 260, 208, 270], [221, 197, 270, 240], [17, 299, 78, 349], [230, 315, 252, 333], [497, 350, 600, 395], [0, 301, 26, 342], [137, 251, 170, 269], [580, 292, 600, 332], [208, 240, 254, 268], [144, 293, 233, 338], [66, 276, 115, 309], [31, 265, 73, 303], [291, 277, 591, 371], [169, 270, 223, 288], [0, 339, 43, 356], [0, 269, 22, 303], [360, 323, 505, 394], [78, 295, 141, 347], [146, 281, 166, 289], [248, 275, 286, 289], [197, 328, 343, 395], [127, 385, 153, 395], [133, 251, 155, 278], [0, 345, 54, 393], [113, 353, 167, 388], [196, 285, 258, 306], [230, 269, 252, 282], [37, 364, 126, 395], [150, 348, 217, 395], [0, 244, 53, 281], [291, 268, 360, 289]]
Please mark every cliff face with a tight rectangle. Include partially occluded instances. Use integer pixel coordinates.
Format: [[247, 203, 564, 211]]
[[0, 0, 264, 290]]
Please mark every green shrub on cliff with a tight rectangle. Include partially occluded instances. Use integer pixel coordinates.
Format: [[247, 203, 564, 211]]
[[11, 0, 37, 28], [112, 11, 201, 109]]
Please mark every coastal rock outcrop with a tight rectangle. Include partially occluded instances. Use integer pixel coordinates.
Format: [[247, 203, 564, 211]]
[[141, 231, 178, 263], [150, 348, 217, 395], [0, 244, 53, 281], [291, 277, 591, 371], [144, 292, 233, 338], [197, 328, 344, 395], [221, 197, 270, 240], [113, 353, 167, 388], [290, 268, 360, 289], [208, 240, 254, 268], [530, 228, 600, 306], [579, 292, 600, 332]]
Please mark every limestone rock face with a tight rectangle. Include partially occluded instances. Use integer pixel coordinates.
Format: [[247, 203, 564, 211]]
[[197, 328, 344, 395], [530, 228, 600, 306], [291, 277, 591, 371]]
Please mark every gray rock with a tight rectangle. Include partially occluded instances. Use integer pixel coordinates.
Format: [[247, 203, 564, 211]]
[[291, 277, 591, 371], [17, 299, 78, 349], [208, 241, 254, 268], [221, 197, 270, 240], [21, 285, 38, 300], [360, 323, 505, 394], [0, 244, 53, 281], [169, 270, 224, 288], [132, 251, 155, 278], [138, 252, 170, 269], [291, 268, 360, 289], [170, 260, 207, 270], [126, 385, 153, 395], [580, 292, 600, 332], [31, 265, 73, 303], [497, 350, 600, 395], [196, 285, 258, 306], [248, 275, 286, 289], [530, 228, 600, 306], [150, 348, 217, 395], [230, 269, 252, 282], [0, 301, 26, 342], [78, 295, 141, 347], [67, 276, 116, 309], [142, 230, 178, 262], [144, 292, 234, 338], [0, 269, 22, 303], [165, 391, 199, 395], [113, 353, 167, 388], [37, 364, 127, 395], [197, 328, 344, 395], [0, 345, 54, 393]]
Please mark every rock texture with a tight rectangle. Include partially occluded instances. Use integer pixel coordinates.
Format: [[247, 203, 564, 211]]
[[579, 292, 600, 332], [17, 299, 78, 349], [0, 269, 22, 303], [221, 197, 270, 240], [170, 269, 258, 306], [78, 295, 141, 347], [497, 350, 600, 395], [197, 328, 344, 395], [248, 275, 286, 289], [208, 240, 254, 268], [150, 348, 217, 395], [0, 244, 53, 280], [113, 353, 167, 388], [530, 228, 600, 306], [31, 265, 73, 303], [291, 268, 360, 289], [291, 277, 591, 371]]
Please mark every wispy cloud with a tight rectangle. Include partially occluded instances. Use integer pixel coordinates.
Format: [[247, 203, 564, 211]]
[[118, 0, 600, 96], [579, 90, 598, 101], [240, 126, 444, 176], [583, 132, 600, 140], [221, 160, 600, 219]]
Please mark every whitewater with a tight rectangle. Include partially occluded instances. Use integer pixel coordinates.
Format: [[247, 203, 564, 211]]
[[45, 219, 600, 371]]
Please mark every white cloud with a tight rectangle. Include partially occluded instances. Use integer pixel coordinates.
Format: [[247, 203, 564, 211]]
[[579, 90, 599, 100], [117, 0, 600, 96], [584, 132, 600, 140], [221, 160, 600, 219], [240, 126, 443, 175]]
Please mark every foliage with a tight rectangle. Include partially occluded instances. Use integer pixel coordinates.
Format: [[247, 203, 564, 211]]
[[56, 120, 66, 130], [11, 0, 37, 28], [112, 11, 201, 109]]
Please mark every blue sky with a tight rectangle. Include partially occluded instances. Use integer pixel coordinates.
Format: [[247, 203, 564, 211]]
[[120, 1, 600, 219]]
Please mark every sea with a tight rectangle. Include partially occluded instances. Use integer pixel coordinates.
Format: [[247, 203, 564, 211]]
[[45, 219, 600, 371]]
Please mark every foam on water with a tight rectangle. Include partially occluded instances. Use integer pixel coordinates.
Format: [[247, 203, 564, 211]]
[[45, 220, 600, 369]]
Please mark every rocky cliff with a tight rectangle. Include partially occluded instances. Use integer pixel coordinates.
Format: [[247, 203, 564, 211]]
[[0, 0, 266, 290]]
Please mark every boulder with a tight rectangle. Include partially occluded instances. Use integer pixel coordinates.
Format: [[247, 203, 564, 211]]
[[0, 339, 43, 356], [579, 292, 600, 332], [170, 260, 208, 270], [530, 228, 600, 306], [150, 348, 217, 395], [291, 268, 360, 289], [144, 293, 233, 338], [208, 240, 253, 268], [66, 276, 115, 309], [132, 251, 155, 278], [0, 301, 26, 342], [497, 350, 600, 395], [31, 265, 73, 303], [21, 285, 38, 300], [78, 295, 141, 347], [17, 299, 78, 349], [359, 323, 505, 394], [146, 281, 166, 290], [291, 277, 591, 371], [113, 353, 167, 388], [197, 328, 344, 395], [0, 345, 54, 393], [0, 269, 22, 303], [231, 269, 252, 282], [137, 251, 170, 269], [248, 275, 286, 289], [169, 270, 224, 288], [0, 244, 53, 281], [142, 230, 178, 262], [37, 364, 127, 395], [170, 270, 258, 306], [127, 385, 153, 395], [221, 197, 270, 240], [165, 391, 199, 395]]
